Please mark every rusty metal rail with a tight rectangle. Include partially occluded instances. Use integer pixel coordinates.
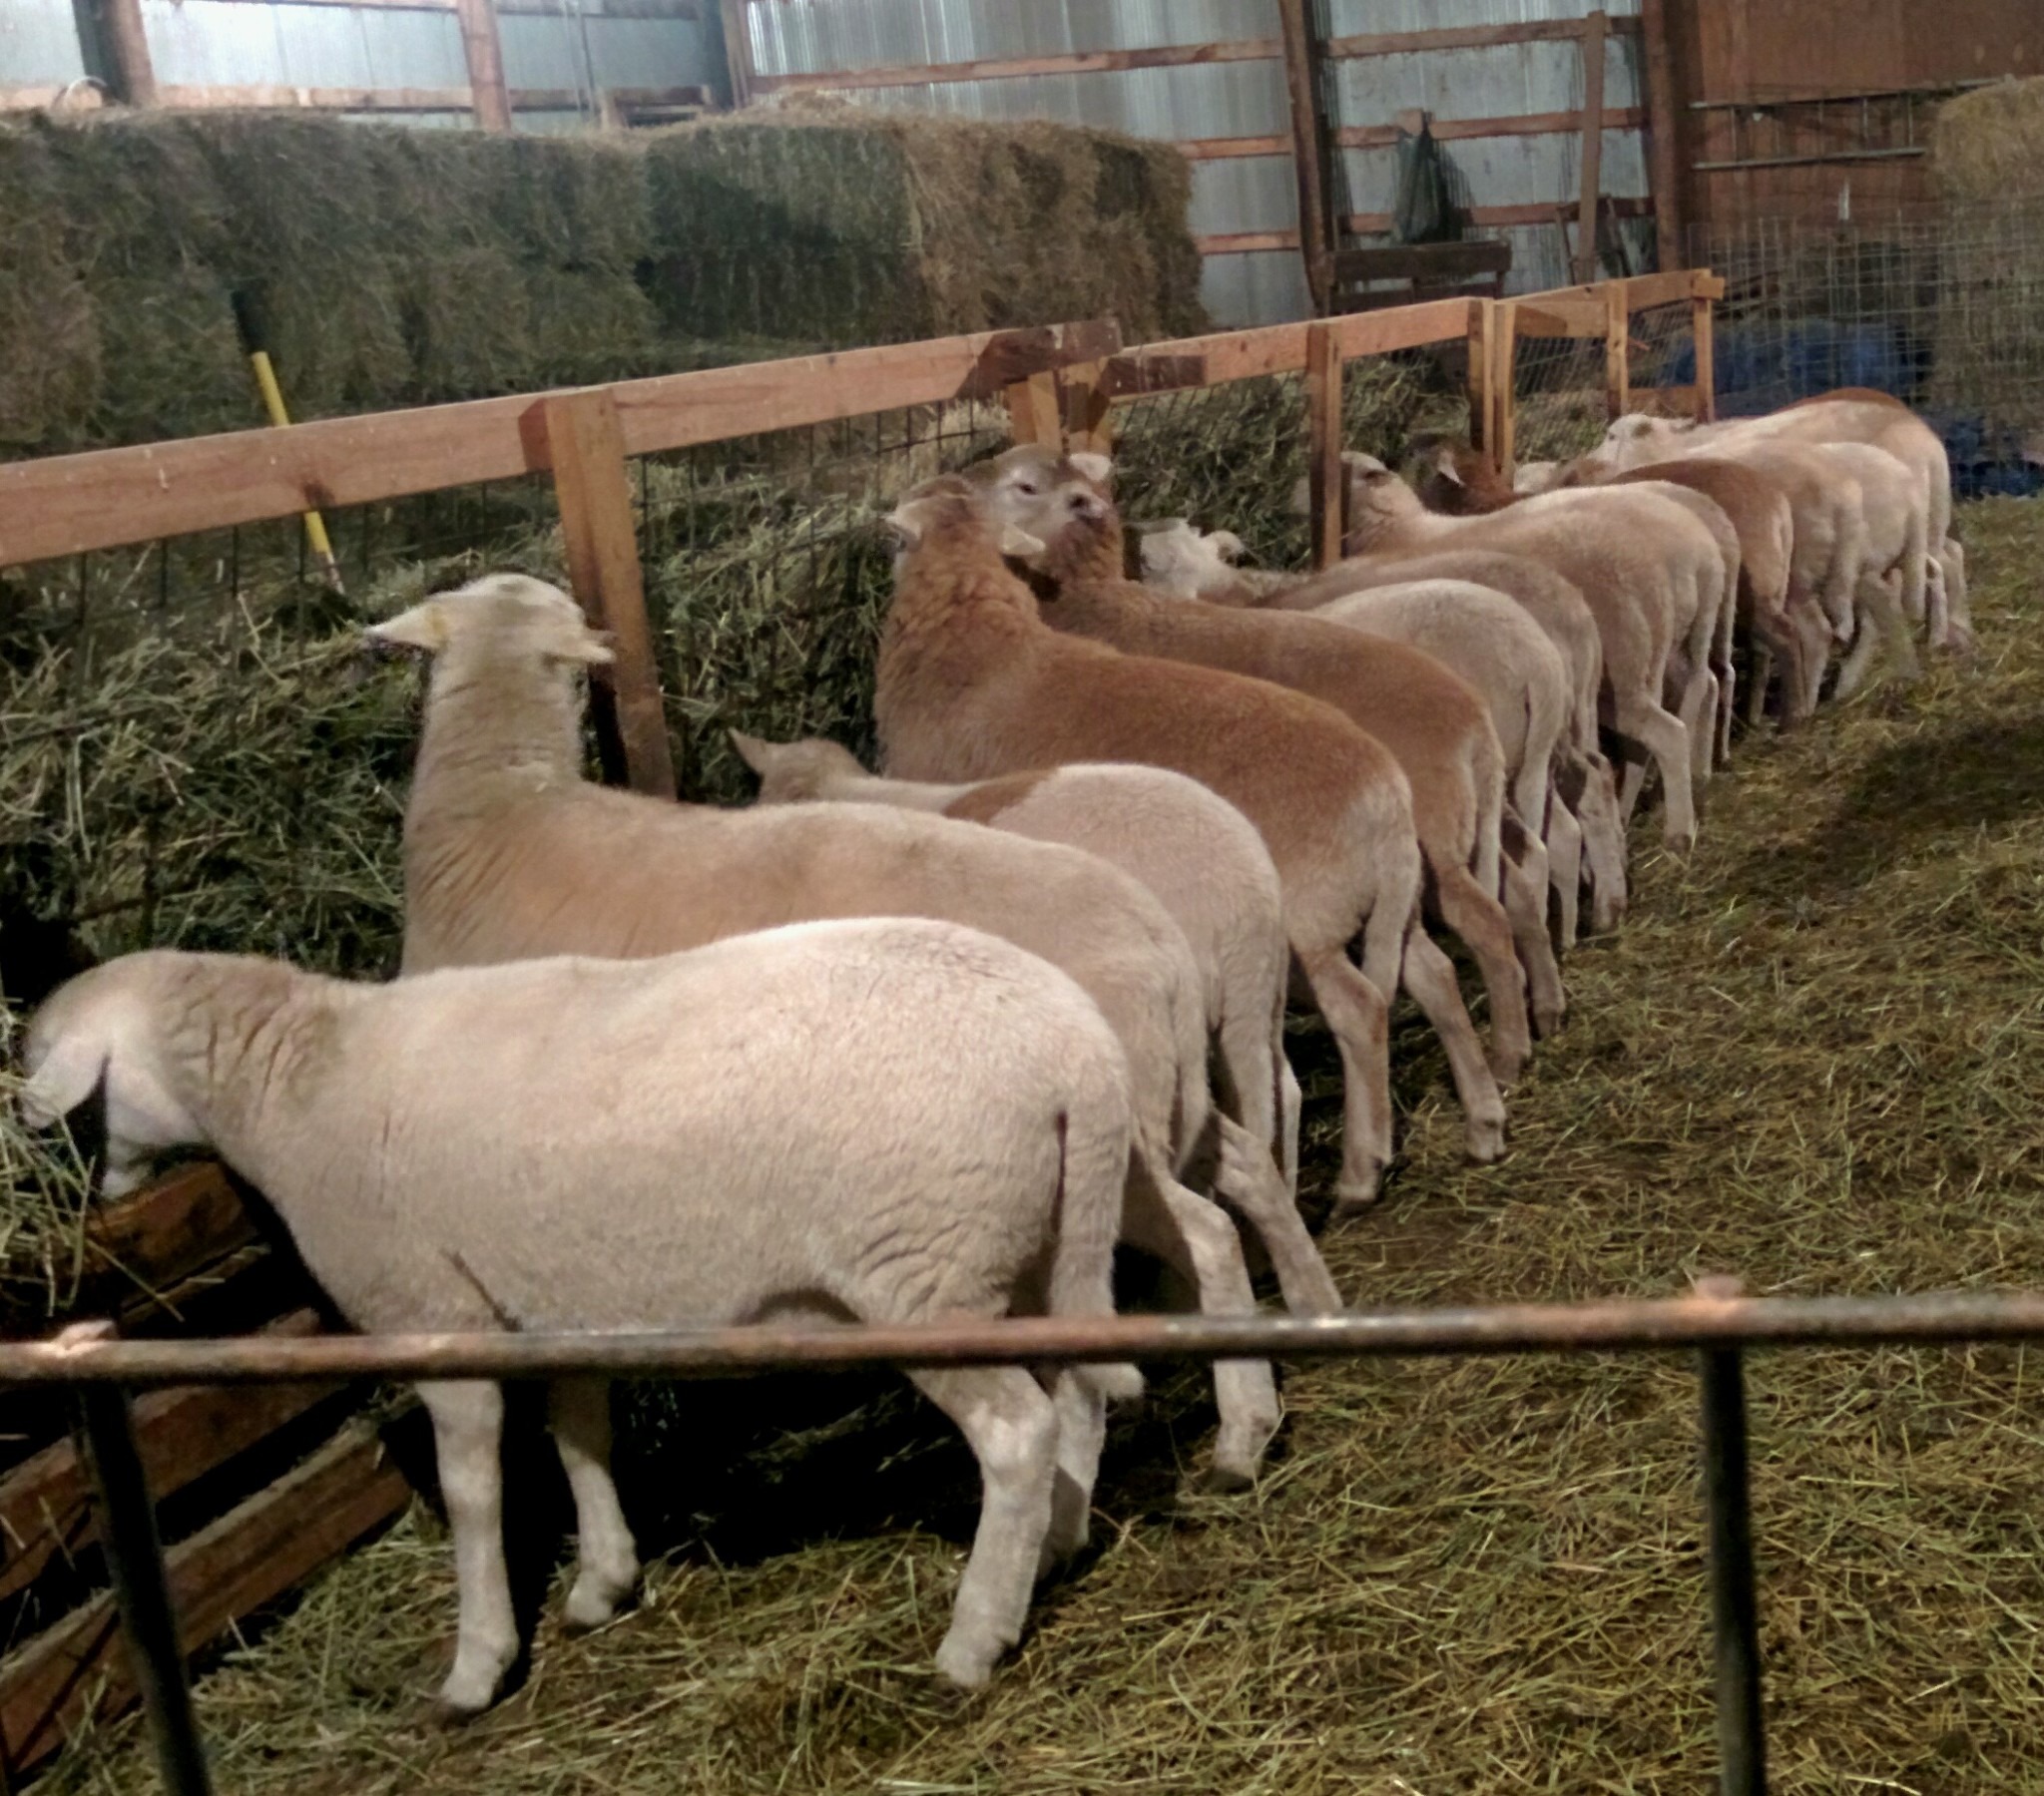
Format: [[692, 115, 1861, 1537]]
[[27, 1279, 2044, 1796]]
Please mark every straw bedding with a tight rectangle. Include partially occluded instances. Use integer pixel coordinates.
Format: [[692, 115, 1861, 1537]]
[[37, 496, 2044, 1794]]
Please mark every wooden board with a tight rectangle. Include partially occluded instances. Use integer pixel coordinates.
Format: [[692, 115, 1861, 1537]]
[[1337, 107, 1647, 150], [0, 1421, 410, 1775], [0, 1311, 329, 1604], [1324, 17, 1642, 58], [1275, 0, 1333, 314], [150, 82, 706, 113], [1640, 0, 1686, 265], [540, 391, 678, 799], [75, 1165, 258, 1315], [0, 321, 1114, 569], [451, 0, 512, 131], [748, 40, 1279, 95], [1345, 197, 1654, 233], [1003, 373, 1064, 449], [1177, 135, 1290, 161], [1304, 323, 1343, 570], [1574, 13, 1611, 284]]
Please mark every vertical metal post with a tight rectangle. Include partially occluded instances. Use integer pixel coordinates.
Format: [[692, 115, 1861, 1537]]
[[77, 1382, 212, 1796], [1696, 1277, 1766, 1796]]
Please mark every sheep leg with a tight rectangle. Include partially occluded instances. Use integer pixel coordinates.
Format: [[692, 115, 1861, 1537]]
[[1614, 695, 1696, 851], [1042, 1364, 1110, 1569], [548, 1378, 639, 1631], [1277, 1039, 1302, 1204], [1935, 539, 1972, 651], [908, 1366, 1060, 1687], [1430, 859, 1532, 1085], [1295, 945, 1393, 1211], [1498, 813, 1565, 1039], [1715, 590, 1738, 768], [1399, 921, 1508, 1163], [1213, 997, 1281, 1196], [1836, 571, 1920, 698], [1541, 779, 1583, 952], [419, 1379, 518, 1718], [1210, 1114, 1343, 1313], [1119, 1160, 1281, 1489], [1746, 641, 1775, 726], [1567, 751, 1629, 932]]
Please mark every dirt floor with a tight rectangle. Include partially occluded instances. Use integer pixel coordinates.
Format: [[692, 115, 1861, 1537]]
[[48, 498, 2044, 1795]]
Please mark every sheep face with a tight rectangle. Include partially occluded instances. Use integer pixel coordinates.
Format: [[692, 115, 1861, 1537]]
[[20, 956, 204, 1196], [1338, 451, 1420, 522], [971, 445, 1114, 562], [1597, 413, 1687, 468], [730, 731, 866, 804], [1137, 522, 1244, 599], [365, 575, 615, 669]]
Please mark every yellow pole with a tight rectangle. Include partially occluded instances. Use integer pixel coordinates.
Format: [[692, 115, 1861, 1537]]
[[233, 293, 344, 593]]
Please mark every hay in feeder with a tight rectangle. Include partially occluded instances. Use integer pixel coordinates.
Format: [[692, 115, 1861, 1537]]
[[0, 128, 100, 455]]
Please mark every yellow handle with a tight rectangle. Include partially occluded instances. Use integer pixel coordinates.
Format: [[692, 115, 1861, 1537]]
[[249, 349, 341, 583]]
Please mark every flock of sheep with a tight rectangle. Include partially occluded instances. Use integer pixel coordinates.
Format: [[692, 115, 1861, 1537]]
[[16, 383, 1968, 1721]]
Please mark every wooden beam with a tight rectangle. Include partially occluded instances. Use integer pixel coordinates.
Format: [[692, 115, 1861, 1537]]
[[1177, 134, 1291, 161], [1573, 13, 1610, 285], [0, 321, 1114, 569], [0, 1312, 330, 1605], [1063, 363, 1115, 457], [1337, 107, 1646, 149], [177, 0, 701, 11], [717, 0, 753, 108], [1004, 372, 1064, 449], [451, 0, 511, 131], [1196, 229, 1301, 255], [1324, 17, 1642, 59], [93, 0, 158, 107], [1304, 323, 1343, 571], [749, 39, 1279, 95], [0, 1421, 408, 1776], [148, 82, 709, 113], [1466, 299, 1491, 455], [539, 390, 678, 800], [1604, 280, 1631, 420], [77, 1164, 257, 1313], [1346, 196, 1655, 233], [0, 85, 106, 112], [1640, 0, 1685, 267], [1275, 0, 1334, 316], [1693, 294, 1717, 423], [1512, 296, 1613, 338]]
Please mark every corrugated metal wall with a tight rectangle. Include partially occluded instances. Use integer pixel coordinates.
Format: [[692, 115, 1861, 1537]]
[[1, 0, 714, 129], [744, 0, 1655, 326]]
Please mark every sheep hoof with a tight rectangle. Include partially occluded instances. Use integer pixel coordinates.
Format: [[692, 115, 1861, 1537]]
[[427, 1691, 494, 1731], [1330, 1173, 1384, 1217], [1199, 1460, 1259, 1497], [934, 1632, 1004, 1691], [1488, 1047, 1529, 1088], [561, 1579, 635, 1634], [1463, 1119, 1508, 1165], [1533, 1004, 1566, 1039]]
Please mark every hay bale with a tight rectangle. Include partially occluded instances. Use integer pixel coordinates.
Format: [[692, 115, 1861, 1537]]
[[643, 104, 1208, 348], [526, 269, 665, 387], [0, 128, 100, 454], [1933, 77, 2044, 209]]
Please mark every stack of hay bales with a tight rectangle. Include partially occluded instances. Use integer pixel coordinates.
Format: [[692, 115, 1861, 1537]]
[[639, 102, 1208, 349], [1930, 78, 2044, 426]]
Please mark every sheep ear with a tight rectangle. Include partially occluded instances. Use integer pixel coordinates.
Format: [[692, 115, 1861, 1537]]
[[727, 729, 773, 773], [1210, 530, 1246, 562], [885, 496, 945, 547], [997, 522, 1046, 559], [1067, 451, 1114, 485], [18, 1038, 104, 1130], [364, 600, 451, 655], [551, 626, 615, 668]]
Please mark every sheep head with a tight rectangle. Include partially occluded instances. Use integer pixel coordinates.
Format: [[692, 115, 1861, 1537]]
[[1597, 412, 1689, 469], [729, 731, 869, 805], [20, 952, 207, 1197], [968, 445, 1123, 581], [366, 575, 615, 669], [1137, 520, 1246, 599]]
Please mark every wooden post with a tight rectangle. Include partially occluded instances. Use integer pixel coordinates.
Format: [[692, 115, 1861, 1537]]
[[1494, 301, 1519, 480], [1003, 372, 1064, 449], [540, 390, 678, 800], [1466, 299, 1492, 457], [718, 0, 754, 109], [1605, 281, 1632, 421], [94, 0, 158, 108], [1640, 0, 1687, 269], [1573, 11, 1610, 285], [1305, 321, 1344, 570], [451, 0, 511, 132], [1063, 362, 1116, 457], [1276, 0, 1335, 316], [1693, 292, 1717, 422]]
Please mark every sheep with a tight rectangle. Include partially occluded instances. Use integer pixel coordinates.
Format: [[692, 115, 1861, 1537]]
[[1600, 418, 1924, 698], [373, 574, 1304, 1487], [1140, 524, 1589, 951], [727, 732, 1308, 1207], [973, 446, 1563, 1083], [1330, 451, 1708, 852], [1419, 445, 1741, 781], [871, 476, 1502, 1211], [1151, 528, 1630, 937], [17, 923, 1142, 1707], [1519, 451, 1818, 731]]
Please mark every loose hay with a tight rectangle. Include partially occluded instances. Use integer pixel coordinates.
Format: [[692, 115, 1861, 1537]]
[[37, 498, 2044, 1793]]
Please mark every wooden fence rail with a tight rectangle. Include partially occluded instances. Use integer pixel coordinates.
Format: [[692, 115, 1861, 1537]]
[[0, 267, 1720, 1773]]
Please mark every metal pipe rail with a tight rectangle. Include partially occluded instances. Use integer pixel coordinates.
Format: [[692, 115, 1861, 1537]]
[[33, 1279, 2044, 1796]]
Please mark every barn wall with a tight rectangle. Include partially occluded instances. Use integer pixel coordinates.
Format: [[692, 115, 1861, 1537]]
[[1674, 0, 2043, 233]]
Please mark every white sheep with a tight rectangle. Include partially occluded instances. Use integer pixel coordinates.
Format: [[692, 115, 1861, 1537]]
[[727, 732, 1311, 1213], [18, 923, 1141, 1708], [374, 575, 1299, 1487]]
